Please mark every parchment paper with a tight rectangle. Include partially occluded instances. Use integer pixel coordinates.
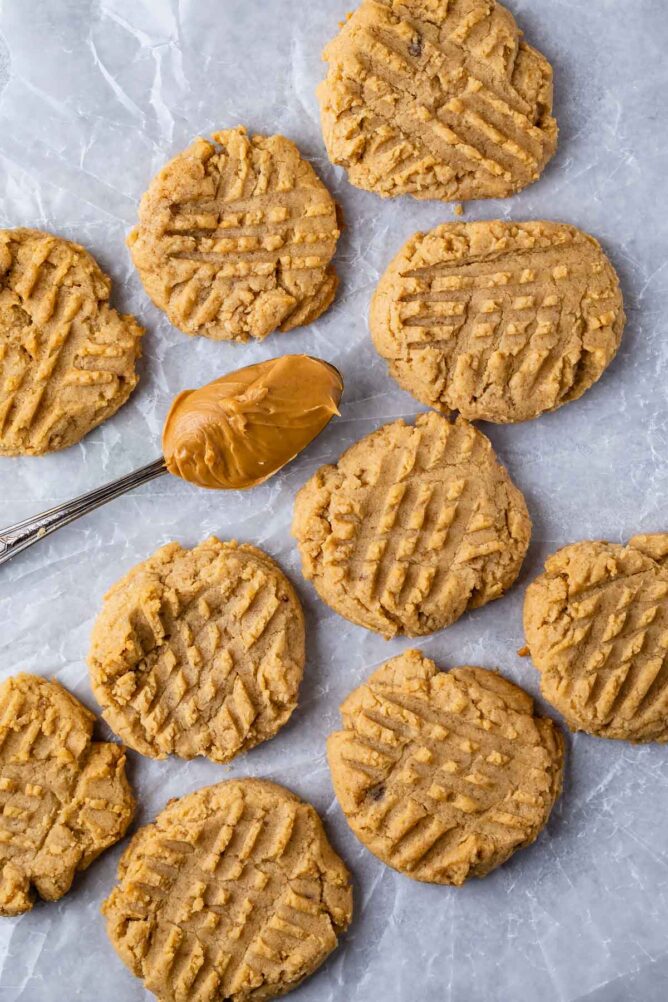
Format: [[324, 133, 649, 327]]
[[0, 1, 667, 999]]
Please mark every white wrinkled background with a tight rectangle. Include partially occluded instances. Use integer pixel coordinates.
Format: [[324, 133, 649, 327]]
[[0, 0, 667, 998]]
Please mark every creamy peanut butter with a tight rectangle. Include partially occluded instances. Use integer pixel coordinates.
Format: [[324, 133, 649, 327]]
[[162, 355, 343, 490]]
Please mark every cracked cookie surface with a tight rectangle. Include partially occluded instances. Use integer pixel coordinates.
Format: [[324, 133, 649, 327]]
[[292, 411, 530, 638], [317, 0, 557, 202], [524, 534, 668, 742], [371, 220, 625, 423], [0, 228, 143, 455], [103, 779, 353, 1002], [88, 537, 305, 763], [328, 649, 563, 883], [0, 673, 135, 916], [128, 127, 340, 342]]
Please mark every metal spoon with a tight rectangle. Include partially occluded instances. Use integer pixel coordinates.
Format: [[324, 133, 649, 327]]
[[0, 458, 169, 565], [0, 356, 342, 567]]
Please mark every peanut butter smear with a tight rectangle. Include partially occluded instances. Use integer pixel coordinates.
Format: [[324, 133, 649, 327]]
[[162, 355, 343, 490]]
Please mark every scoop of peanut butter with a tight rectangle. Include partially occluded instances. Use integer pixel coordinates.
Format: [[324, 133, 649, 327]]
[[162, 355, 343, 490]]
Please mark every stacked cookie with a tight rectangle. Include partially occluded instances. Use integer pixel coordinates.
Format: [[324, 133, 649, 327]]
[[0, 2, 661, 1002]]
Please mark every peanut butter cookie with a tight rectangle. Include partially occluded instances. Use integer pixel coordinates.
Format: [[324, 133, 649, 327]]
[[0, 228, 143, 455], [371, 221, 625, 422], [524, 534, 668, 742], [103, 779, 353, 1002], [328, 650, 563, 883], [292, 411, 530, 638], [128, 127, 340, 342], [0, 673, 134, 916], [88, 537, 305, 763], [317, 0, 557, 202]]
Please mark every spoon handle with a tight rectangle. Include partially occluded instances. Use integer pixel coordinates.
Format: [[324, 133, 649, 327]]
[[0, 457, 168, 567]]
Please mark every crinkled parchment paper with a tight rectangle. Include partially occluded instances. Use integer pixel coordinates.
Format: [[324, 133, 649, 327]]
[[0, 1, 667, 999]]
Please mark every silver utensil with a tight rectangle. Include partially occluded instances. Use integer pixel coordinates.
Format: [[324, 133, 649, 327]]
[[0, 457, 167, 566], [0, 355, 343, 568]]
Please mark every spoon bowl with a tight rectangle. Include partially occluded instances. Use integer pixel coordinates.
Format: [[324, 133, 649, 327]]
[[0, 355, 343, 567]]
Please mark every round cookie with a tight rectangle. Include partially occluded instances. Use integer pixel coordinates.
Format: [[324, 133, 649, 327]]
[[327, 649, 563, 884], [88, 537, 305, 763], [0, 673, 135, 916], [524, 534, 668, 743], [292, 411, 531, 638], [128, 127, 340, 342], [103, 779, 353, 1002], [0, 228, 143, 455], [371, 221, 625, 423], [317, 0, 557, 202]]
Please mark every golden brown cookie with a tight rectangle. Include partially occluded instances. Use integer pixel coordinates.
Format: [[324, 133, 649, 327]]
[[327, 649, 563, 883], [128, 127, 340, 342], [317, 0, 557, 202], [371, 221, 625, 423], [0, 673, 135, 916], [292, 411, 530, 638], [88, 537, 305, 763], [103, 779, 353, 1002], [0, 228, 143, 456], [524, 534, 668, 743]]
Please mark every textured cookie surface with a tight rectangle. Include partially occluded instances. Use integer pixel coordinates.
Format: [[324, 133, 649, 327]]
[[292, 411, 530, 638], [0, 228, 143, 455], [371, 221, 625, 423], [88, 537, 305, 763], [103, 779, 353, 1002], [524, 534, 668, 742], [128, 127, 340, 342], [317, 0, 557, 201], [328, 650, 563, 883], [0, 673, 134, 916]]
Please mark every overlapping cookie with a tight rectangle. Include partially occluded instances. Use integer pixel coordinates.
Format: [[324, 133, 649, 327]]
[[371, 221, 625, 422], [328, 649, 564, 883], [128, 127, 340, 342], [88, 537, 305, 763], [524, 533, 668, 742], [293, 411, 531, 637], [103, 779, 353, 1002], [318, 0, 557, 201]]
